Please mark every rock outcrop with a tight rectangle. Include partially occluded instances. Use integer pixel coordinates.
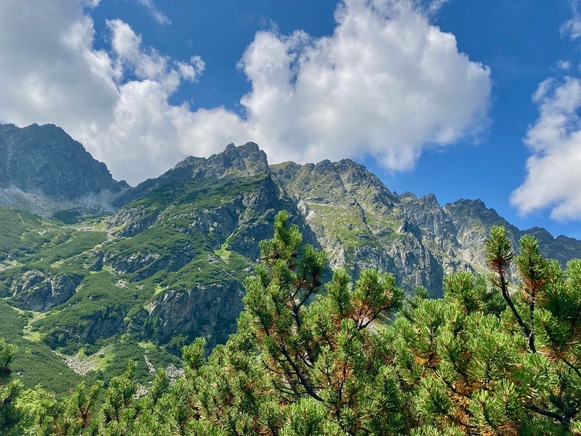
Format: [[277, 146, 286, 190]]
[[10, 269, 83, 312]]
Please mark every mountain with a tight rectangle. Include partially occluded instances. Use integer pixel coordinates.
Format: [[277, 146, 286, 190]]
[[272, 159, 450, 295], [271, 159, 581, 296], [0, 123, 128, 220], [1, 123, 581, 391]]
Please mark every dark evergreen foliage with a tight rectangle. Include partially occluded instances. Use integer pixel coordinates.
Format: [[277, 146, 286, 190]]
[[1, 215, 580, 434]]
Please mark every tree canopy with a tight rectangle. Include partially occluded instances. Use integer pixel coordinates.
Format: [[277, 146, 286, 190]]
[[1, 214, 580, 434]]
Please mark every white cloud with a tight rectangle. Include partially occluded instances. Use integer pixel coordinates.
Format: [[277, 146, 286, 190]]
[[561, 1, 581, 40], [106, 19, 203, 87], [0, 1, 119, 140], [0, 0, 491, 185], [82, 0, 101, 8], [512, 2, 581, 221], [511, 77, 581, 220], [561, 16, 581, 40], [415, 0, 450, 16], [229, 0, 491, 168], [0, 1, 203, 184], [135, 0, 170, 26]]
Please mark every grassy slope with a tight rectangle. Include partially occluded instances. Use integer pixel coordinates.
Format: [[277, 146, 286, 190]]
[[0, 175, 265, 394], [0, 299, 82, 394]]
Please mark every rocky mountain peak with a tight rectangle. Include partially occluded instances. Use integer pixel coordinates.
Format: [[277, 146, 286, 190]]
[[525, 226, 554, 244], [210, 141, 270, 178], [0, 123, 128, 218], [420, 193, 439, 206], [272, 157, 398, 206], [0, 123, 125, 198], [445, 198, 487, 213], [114, 142, 272, 207], [175, 142, 270, 180], [443, 199, 516, 241]]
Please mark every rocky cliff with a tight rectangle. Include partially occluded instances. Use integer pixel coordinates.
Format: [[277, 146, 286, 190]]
[[271, 159, 581, 296], [0, 123, 128, 218]]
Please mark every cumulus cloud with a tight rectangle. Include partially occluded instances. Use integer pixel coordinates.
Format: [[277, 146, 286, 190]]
[[512, 1, 581, 221], [0, 0, 491, 185], [106, 19, 204, 87], [0, 1, 119, 141], [0, 0, 203, 184], [511, 77, 581, 220], [230, 0, 491, 167]]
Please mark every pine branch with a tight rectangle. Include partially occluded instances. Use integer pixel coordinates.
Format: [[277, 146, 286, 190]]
[[524, 403, 564, 423], [497, 266, 536, 353], [559, 355, 581, 379], [528, 285, 537, 354], [278, 345, 323, 402]]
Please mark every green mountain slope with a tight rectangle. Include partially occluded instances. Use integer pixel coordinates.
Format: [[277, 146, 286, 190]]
[[2, 124, 581, 393]]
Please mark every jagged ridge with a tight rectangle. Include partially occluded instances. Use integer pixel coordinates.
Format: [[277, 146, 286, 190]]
[[1, 126, 581, 390]]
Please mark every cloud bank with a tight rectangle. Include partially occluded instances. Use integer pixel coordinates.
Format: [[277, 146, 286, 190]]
[[0, 0, 491, 185], [512, 2, 581, 221], [511, 77, 581, 220]]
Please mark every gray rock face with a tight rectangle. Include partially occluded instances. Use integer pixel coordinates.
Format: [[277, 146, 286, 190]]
[[130, 281, 244, 349], [10, 270, 83, 311], [271, 161, 451, 296], [0, 123, 128, 217], [272, 159, 581, 297]]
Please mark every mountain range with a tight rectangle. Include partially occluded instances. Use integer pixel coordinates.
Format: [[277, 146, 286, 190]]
[[1, 123, 581, 391]]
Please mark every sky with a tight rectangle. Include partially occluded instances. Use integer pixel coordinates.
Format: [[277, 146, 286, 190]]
[[1, 0, 581, 239]]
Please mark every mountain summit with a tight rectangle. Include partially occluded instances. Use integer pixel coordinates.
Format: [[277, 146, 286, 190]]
[[0, 123, 128, 218], [113, 142, 269, 207]]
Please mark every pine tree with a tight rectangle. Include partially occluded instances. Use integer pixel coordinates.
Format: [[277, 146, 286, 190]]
[[0, 339, 22, 434], [485, 226, 580, 432], [5, 216, 581, 434], [174, 211, 405, 434]]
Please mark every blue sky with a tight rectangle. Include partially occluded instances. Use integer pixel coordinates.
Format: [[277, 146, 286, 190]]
[[1, 1, 581, 239]]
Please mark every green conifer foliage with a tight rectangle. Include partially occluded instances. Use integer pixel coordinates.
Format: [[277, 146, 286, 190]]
[[2, 216, 581, 434], [0, 339, 17, 376], [177, 211, 406, 434], [0, 340, 23, 435]]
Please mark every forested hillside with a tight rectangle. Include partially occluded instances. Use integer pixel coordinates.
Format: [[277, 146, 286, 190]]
[[1, 212, 579, 434]]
